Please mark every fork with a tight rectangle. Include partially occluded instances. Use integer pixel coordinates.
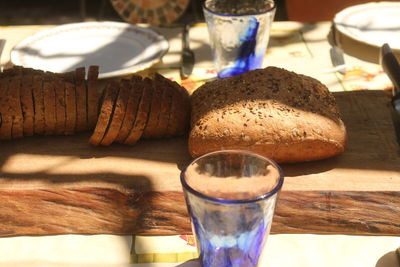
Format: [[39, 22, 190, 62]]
[[328, 24, 347, 75]]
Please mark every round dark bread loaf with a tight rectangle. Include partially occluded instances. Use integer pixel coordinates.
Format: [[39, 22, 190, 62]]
[[189, 66, 347, 163]]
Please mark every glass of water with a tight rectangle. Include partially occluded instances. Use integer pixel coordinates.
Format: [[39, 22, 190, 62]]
[[203, 0, 276, 78], [181, 150, 284, 267]]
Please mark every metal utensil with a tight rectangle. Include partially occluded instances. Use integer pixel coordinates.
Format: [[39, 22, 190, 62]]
[[328, 23, 347, 75], [180, 24, 195, 79], [380, 43, 400, 145], [0, 39, 6, 72]]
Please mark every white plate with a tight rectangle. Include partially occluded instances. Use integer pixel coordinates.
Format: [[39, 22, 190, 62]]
[[11, 21, 169, 78], [334, 2, 400, 50]]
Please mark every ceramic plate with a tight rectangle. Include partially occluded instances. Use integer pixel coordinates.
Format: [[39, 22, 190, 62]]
[[11, 21, 169, 78], [110, 0, 190, 25], [334, 2, 400, 50]]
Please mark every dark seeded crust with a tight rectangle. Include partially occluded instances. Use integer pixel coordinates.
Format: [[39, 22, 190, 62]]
[[163, 76, 190, 137], [43, 77, 57, 135], [189, 66, 347, 163], [100, 79, 131, 146], [8, 76, 24, 139], [165, 80, 180, 138], [75, 67, 87, 132], [115, 75, 143, 143], [142, 76, 164, 139], [32, 75, 45, 135], [89, 81, 120, 146], [54, 77, 66, 135], [124, 77, 153, 145], [172, 80, 190, 136], [87, 65, 99, 130], [152, 73, 173, 138], [0, 77, 12, 140], [20, 74, 35, 137], [64, 81, 77, 135]]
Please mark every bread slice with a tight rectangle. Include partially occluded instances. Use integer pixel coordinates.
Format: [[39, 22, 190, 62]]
[[0, 77, 12, 140], [54, 77, 66, 135], [64, 80, 77, 135], [170, 79, 190, 136], [162, 76, 190, 137], [115, 75, 143, 143], [152, 73, 173, 139], [165, 82, 180, 138], [20, 74, 35, 137], [124, 77, 153, 145], [74, 67, 87, 132], [189, 67, 347, 163], [100, 79, 131, 146], [89, 81, 120, 146], [142, 75, 164, 139], [8, 76, 24, 139], [87, 65, 99, 130], [43, 77, 57, 135], [32, 75, 45, 135]]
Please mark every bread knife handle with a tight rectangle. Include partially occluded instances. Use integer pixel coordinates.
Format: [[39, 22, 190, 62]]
[[380, 43, 400, 97], [381, 43, 400, 145]]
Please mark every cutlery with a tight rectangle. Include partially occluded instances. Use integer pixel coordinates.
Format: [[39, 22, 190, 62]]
[[328, 23, 347, 75], [0, 39, 5, 72], [380, 43, 400, 146], [180, 24, 195, 79]]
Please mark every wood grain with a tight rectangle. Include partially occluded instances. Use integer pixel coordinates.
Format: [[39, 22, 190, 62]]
[[0, 90, 399, 236]]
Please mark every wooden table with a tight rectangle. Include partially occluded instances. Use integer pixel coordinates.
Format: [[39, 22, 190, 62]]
[[0, 22, 399, 240]]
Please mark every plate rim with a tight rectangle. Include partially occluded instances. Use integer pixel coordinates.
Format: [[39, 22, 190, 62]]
[[10, 21, 169, 78], [334, 1, 400, 50]]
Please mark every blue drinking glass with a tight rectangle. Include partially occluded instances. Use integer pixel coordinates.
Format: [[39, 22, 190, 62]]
[[203, 0, 276, 78], [181, 150, 284, 267]]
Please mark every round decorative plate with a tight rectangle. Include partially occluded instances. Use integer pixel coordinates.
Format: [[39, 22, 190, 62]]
[[110, 0, 190, 25], [334, 2, 400, 50], [11, 21, 169, 78]]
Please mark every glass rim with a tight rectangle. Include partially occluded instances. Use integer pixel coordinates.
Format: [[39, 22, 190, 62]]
[[202, 0, 277, 17], [180, 149, 284, 204]]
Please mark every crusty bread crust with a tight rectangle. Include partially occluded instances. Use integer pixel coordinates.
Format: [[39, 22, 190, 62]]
[[64, 81, 77, 135], [0, 77, 12, 140], [87, 65, 99, 130], [54, 77, 66, 135], [32, 75, 45, 135], [152, 73, 173, 138], [9, 76, 24, 139], [100, 79, 131, 146], [43, 78, 57, 136], [189, 67, 347, 163], [20, 74, 35, 137], [124, 77, 153, 145], [89, 81, 119, 146], [142, 76, 164, 139], [115, 75, 142, 143], [74, 67, 87, 132], [5, 67, 24, 140], [163, 76, 190, 137]]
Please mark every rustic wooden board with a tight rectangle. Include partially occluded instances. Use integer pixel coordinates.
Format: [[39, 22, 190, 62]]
[[0, 90, 399, 237]]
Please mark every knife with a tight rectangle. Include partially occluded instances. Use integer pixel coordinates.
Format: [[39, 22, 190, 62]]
[[329, 23, 347, 75], [0, 39, 5, 72], [380, 43, 400, 145], [180, 24, 195, 79]]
